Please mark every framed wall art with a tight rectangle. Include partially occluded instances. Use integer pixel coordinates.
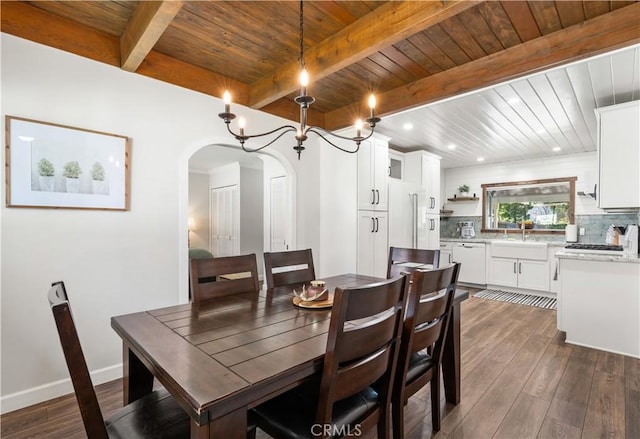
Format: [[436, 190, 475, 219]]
[[5, 116, 130, 210]]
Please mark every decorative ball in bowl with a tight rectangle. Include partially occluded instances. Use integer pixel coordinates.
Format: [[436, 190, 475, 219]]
[[293, 281, 328, 302]]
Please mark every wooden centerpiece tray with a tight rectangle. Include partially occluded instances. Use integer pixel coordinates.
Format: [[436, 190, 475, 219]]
[[292, 284, 332, 309], [292, 293, 333, 309]]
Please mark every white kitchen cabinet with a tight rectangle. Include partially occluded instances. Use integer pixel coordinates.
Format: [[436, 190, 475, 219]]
[[404, 151, 441, 214], [358, 137, 389, 211], [452, 242, 486, 285], [388, 149, 404, 180], [489, 257, 549, 291], [439, 242, 453, 266], [357, 211, 388, 278], [421, 214, 440, 250], [596, 100, 640, 210]]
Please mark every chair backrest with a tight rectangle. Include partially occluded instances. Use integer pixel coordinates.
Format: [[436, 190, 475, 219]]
[[48, 281, 109, 439], [315, 275, 409, 431], [190, 254, 260, 305], [396, 263, 460, 393], [387, 247, 440, 279], [263, 249, 315, 290]]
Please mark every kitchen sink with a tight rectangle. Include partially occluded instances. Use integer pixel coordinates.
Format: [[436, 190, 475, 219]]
[[491, 240, 548, 260]]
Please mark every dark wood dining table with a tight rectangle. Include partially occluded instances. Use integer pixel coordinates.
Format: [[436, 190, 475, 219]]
[[111, 273, 468, 438]]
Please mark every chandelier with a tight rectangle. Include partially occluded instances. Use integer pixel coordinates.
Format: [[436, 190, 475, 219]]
[[218, 0, 380, 159]]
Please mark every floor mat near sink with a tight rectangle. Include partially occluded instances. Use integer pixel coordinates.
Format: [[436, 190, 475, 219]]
[[473, 289, 557, 310]]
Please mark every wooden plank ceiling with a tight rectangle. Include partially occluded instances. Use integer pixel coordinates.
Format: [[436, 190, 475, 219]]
[[2, 1, 639, 144]]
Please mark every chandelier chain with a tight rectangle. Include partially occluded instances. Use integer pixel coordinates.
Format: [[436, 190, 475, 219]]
[[298, 0, 305, 69]]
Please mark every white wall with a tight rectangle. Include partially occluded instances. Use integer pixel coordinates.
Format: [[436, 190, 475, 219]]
[[188, 172, 210, 250], [210, 162, 240, 188], [319, 142, 358, 277], [442, 152, 601, 217], [0, 34, 318, 413], [240, 167, 264, 275]]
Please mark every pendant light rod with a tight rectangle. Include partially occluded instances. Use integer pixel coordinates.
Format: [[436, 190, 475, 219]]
[[218, 0, 380, 159]]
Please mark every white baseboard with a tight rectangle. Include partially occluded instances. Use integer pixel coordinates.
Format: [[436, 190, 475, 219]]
[[0, 363, 122, 415]]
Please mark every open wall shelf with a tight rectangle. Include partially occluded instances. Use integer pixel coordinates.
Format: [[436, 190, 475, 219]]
[[447, 197, 479, 202]]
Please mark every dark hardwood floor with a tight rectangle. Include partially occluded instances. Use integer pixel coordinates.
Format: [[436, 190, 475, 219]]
[[2, 293, 639, 438]]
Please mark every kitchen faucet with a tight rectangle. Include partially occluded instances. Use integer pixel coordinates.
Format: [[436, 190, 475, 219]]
[[521, 219, 527, 241]]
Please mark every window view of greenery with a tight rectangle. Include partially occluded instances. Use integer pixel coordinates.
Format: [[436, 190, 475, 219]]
[[495, 201, 569, 229], [483, 178, 575, 232]]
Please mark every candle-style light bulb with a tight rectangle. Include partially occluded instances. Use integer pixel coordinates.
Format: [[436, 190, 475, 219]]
[[238, 117, 246, 137], [355, 119, 363, 138], [299, 69, 309, 96], [300, 69, 309, 87], [223, 90, 231, 113], [368, 94, 376, 118]]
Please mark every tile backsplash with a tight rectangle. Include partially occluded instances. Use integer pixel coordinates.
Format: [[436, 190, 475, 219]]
[[440, 213, 640, 243]]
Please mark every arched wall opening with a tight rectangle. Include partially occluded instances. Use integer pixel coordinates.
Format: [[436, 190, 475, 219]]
[[178, 139, 296, 303]]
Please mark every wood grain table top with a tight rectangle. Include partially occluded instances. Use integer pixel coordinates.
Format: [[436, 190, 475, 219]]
[[111, 273, 382, 423]]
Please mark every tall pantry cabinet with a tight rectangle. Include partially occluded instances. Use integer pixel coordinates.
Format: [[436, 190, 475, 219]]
[[357, 135, 390, 278]]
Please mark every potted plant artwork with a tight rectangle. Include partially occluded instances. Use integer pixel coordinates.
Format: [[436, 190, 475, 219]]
[[37, 158, 55, 192], [458, 184, 470, 197], [62, 161, 82, 193], [90, 162, 107, 194]]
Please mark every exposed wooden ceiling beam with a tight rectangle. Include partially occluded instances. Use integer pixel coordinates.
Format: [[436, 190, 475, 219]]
[[248, 0, 480, 109], [0, 1, 243, 104], [0, 1, 119, 66], [120, 1, 184, 72], [136, 51, 248, 104], [325, 2, 640, 131]]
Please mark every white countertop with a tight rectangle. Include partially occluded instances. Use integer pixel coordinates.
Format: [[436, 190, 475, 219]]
[[441, 238, 566, 247], [554, 251, 640, 264]]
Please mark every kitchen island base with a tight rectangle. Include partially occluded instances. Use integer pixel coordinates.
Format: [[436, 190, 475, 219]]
[[557, 254, 640, 359]]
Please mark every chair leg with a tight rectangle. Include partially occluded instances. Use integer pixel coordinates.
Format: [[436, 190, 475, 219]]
[[430, 377, 441, 432], [378, 409, 392, 439], [392, 399, 404, 439]]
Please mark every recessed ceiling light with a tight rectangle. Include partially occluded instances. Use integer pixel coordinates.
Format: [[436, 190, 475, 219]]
[[508, 97, 521, 105], [477, 157, 485, 162], [447, 144, 456, 150], [403, 123, 413, 130], [18, 136, 34, 142], [552, 146, 562, 152]]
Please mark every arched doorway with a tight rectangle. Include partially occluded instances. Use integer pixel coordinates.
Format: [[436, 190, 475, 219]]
[[179, 141, 296, 303]]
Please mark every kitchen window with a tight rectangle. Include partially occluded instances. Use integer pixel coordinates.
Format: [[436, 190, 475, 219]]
[[481, 177, 576, 234]]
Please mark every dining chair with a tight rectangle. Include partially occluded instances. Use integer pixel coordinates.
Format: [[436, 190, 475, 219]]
[[47, 281, 190, 439], [190, 253, 260, 305], [386, 246, 440, 278], [250, 275, 409, 439], [391, 263, 460, 438], [263, 248, 315, 290]]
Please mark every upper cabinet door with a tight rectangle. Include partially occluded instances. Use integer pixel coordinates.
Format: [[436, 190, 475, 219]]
[[596, 100, 640, 210], [404, 151, 441, 214], [357, 137, 389, 211], [422, 154, 440, 214]]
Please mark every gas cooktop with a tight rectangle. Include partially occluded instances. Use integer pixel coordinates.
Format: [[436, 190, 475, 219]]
[[564, 243, 625, 255]]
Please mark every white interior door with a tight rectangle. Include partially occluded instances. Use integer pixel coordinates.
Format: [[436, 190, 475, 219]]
[[270, 176, 288, 251], [210, 185, 239, 257]]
